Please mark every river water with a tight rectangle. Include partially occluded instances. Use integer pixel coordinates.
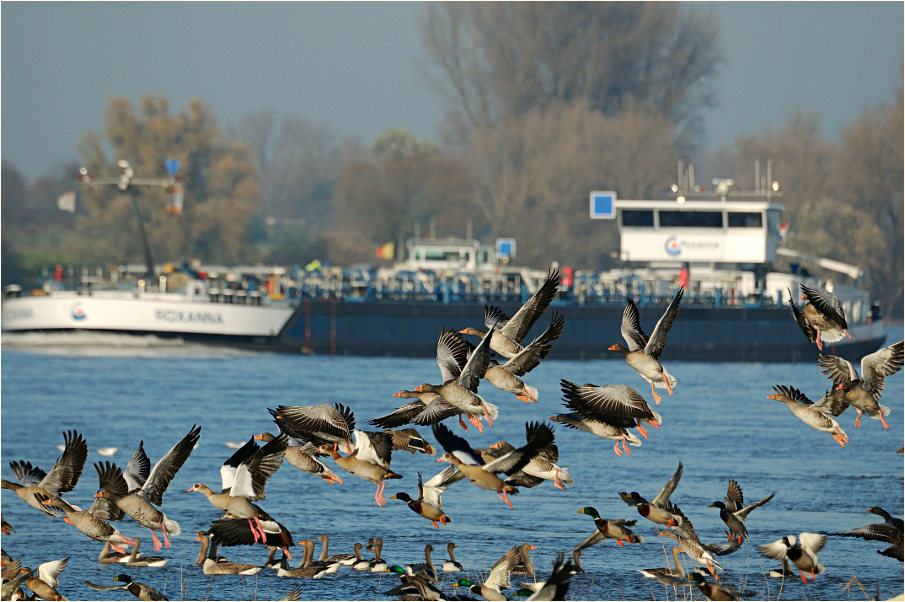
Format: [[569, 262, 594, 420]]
[[1, 327, 902, 601]]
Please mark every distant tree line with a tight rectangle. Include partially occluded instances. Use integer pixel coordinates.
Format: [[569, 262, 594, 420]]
[[2, 2, 901, 318]]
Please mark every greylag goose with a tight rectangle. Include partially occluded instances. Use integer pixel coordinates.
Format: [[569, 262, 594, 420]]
[[92, 424, 201, 551], [560, 379, 662, 439], [276, 538, 333, 578], [38, 492, 137, 554], [1, 429, 87, 516], [255, 431, 343, 485], [385, 427, 435, 455], [823, 506, 903, 561], [415, 325, 498, 432], [789, 283, 851, 350], [483, 312, 565, 402], [316, 533, 356, 568], [351, 542, 371, 570], [659, 507, 724, 580], [459, 268, 560, 359], [477, 422, 573, 490], [767, 384, 849, 446], [708, 479, 774, 543], [369, 389, 458, 429], [432, 421, 553, 509], [194, 532, 261, 575], [269, 402, 355, 452], [608, 287, 684, 404], [818, 340, 903, 430], [549, 410, 642, 456], [319, 429, 402, 507], [404, 543, 439, 582], [758, 533, 826, 583], [618, 460, 683, 531], [100, 537, 168, 567], [187, 433, 287, 543], [390, 470, 453, 528]]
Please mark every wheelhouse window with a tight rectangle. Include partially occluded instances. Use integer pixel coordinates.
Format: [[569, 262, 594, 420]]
[[658, 210, 723, 228], [621, 210, 654, 227], [728, 212, 763, 228]]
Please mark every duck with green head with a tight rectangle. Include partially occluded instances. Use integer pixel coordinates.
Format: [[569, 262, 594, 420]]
[[111, 574, 168, 601], [577, 506, 643, 546]]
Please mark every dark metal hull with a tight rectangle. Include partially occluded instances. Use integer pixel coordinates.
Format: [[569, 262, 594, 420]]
[[277, 298, 888, 363]]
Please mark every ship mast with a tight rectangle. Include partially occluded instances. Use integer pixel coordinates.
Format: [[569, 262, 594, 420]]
[[77, 159, 183, 280]]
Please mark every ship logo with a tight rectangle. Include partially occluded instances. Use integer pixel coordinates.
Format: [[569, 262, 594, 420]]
[[664, 236, 681, 256], [70, 303, 87, 321]]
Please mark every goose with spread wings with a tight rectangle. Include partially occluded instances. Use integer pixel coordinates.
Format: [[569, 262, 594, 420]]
[[93, 424, 201, 551], [2, 430, 88, 516], [609, 287, 684, 404], [767, 384, 850, 446], [817, 340, 903, 430], [789, 283, 851, 350]]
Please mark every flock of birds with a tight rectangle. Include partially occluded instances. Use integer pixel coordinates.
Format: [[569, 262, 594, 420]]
[[1, 270, 903, 601]]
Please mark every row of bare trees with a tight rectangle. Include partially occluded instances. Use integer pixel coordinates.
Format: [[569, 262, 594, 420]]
[[2, 3, 901, 317]]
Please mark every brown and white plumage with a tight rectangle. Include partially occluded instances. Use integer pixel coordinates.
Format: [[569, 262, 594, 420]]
[[38, 493, 138, 554], [460, 269, 560, 359], [477, 422, 573, 491], [416, 325, 499, 432], [660, 505, 726, 580], [1, 430, 88, 516], [789, 283, 851, 350], [818, 340, 903, 430], [824, 506, 903, 561], [320, 429, 402, 507], [194, 532, 262, 575], [432, 421, 554, 509], [391, 470, 453, 528], [483, 312, 565, 402], [269, 402, 355, 451], [255, 431, 343, 485], [758, 533, 826, 583], [549, 411, 643, 456], [708, 480, 774, 543], [93, 425, 201, 551], [767, 384, 850, 446], [619, 460, 683, 530], [609, 287, 684, 403], [560, 379, 662, 440]]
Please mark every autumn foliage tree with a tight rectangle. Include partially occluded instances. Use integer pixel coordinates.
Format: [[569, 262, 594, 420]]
[[75, 95, 259, 266]]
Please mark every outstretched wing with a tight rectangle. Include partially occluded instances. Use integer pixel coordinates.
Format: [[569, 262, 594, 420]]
[[644, 287, 684, 359]]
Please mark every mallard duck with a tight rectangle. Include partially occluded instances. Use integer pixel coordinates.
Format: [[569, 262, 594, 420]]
[[549, 411, 642, 456], [818, 340, 903, 430], [188, 433, 287, 543], [560, 379, 662, 438], [823, 506, 903, 561], [687, 569, 752, 600], [93, 424, 201, 551], [441, 542, 464, 572], [451, 543, 537, 601], [84, 574, 168, 600], [255, 431, 343, 485], [432, 421, 554, 509], [385, 565, 444, 600], [514, 553, 575, 601], [319, 430, 402, 507], [758, 533, 826, 583], [483, 312, 565, 402], [194, 532, 261, 575], [416, 325, 499, 432], [767, 384, 850, 446], [460, 268, 560, 359], [1, 430, 87, 516], [709, 479, 775, 543], [576, 507, 643, 548], [18, 557, 69, 601], [789, 283, 851, 350], [619, 460, 683, 530], [608, 287, 684, 403], [390, 470, 453, 528]]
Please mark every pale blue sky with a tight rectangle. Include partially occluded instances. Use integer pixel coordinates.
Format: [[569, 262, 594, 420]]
[[2, 2, 902, 180]]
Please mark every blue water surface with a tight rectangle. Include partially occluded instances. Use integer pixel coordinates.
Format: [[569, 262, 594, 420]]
[[1, 327, 902, 601]]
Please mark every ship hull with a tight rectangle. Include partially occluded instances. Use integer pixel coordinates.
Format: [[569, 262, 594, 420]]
[[2, 291, 294, 349], [278, 298, 887, 363]]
